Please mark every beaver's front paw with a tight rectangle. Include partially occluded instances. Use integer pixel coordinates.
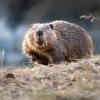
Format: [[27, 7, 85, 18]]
[[32, 55, 37, 62]]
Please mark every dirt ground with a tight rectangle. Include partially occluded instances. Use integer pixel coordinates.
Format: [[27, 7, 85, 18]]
[[0, 55, 100, 100]]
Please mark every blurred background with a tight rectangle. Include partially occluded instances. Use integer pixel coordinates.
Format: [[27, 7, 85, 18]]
[[0, 0, 100, 66]]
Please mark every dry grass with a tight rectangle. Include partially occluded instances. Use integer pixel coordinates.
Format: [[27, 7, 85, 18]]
[[0, 55, 100, 100]]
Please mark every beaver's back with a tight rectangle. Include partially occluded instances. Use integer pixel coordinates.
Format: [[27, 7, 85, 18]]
[[51, 20, 93, 60]]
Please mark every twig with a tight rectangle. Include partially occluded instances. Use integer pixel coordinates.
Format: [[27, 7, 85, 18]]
[[1, 50, 5, 66], [80, 13, 100, 23]]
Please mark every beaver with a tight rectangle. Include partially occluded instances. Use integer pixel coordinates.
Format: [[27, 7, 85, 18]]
[[22, 20, 93, 65]]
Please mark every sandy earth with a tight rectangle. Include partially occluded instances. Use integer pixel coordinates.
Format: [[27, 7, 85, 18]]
[[0, 56, 100, 100]]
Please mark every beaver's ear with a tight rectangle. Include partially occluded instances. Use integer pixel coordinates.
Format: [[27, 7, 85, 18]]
[[49, 24, 54, 30]]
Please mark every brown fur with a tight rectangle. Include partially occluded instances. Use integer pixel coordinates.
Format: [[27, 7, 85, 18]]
[[22, 20, 93, 65]]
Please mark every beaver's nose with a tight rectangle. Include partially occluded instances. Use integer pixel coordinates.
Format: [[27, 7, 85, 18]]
[[36, 30, 43, 36]]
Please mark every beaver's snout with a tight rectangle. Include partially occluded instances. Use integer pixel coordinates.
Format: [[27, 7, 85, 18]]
[[36, 30, 43, 36], [36, 30, 44, 45]]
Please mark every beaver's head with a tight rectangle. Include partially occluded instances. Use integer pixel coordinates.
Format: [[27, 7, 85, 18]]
[[27, 23, 57, 49]]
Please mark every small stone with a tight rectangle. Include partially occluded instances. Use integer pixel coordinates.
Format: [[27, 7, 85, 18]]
[[5, 73, 15, 79]]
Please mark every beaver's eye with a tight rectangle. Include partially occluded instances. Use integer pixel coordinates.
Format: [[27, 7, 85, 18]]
[[49, 24, 54, 30]]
